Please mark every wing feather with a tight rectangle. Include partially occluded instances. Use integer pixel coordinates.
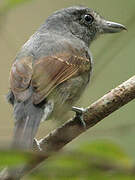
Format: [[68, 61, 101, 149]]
[[32, 54, 80, 104], [10, 53, 90, 104], [10, 57, 33, 101]]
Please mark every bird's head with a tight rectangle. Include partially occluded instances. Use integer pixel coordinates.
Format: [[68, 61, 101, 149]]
[[44, 6, 126, 46]]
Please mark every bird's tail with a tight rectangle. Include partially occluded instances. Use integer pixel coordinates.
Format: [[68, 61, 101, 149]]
[[12, 100, 43, 150]]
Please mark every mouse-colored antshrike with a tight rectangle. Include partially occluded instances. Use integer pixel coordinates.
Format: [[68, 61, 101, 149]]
[[7, 6, 126, 149]]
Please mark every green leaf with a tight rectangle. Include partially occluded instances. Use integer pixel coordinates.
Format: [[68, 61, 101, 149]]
[[30, 140, 135, 180], [78, 140, 132, 168], [0, 149, 33, 167]]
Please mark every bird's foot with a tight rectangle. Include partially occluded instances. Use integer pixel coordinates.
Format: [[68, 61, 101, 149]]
[[72, 106, 87, 128], [33, 138, 42, 151]]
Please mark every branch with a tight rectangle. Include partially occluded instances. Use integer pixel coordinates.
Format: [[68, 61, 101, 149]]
[[1, 75, 135, 180]]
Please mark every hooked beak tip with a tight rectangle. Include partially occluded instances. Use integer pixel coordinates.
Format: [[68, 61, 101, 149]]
[[102, 20, 127, 34]]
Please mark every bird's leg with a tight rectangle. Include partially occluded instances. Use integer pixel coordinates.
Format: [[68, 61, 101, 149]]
[[33, 138, 42, 151], [72, 106, 87, 128]]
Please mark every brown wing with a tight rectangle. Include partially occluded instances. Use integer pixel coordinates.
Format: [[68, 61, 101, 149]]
[[10, 53, 90, 104], [32, 54, 88, 104], [10, 56, 33, 102]]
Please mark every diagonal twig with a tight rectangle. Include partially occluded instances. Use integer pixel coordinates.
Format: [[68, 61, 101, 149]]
[[0, 75, 135, 180]]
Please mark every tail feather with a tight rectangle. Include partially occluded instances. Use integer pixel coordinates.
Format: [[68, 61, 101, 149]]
[[12, 100, 43, 150]]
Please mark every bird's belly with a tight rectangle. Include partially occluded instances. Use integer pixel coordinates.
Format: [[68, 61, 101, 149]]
[[46, 72, 90, 121]]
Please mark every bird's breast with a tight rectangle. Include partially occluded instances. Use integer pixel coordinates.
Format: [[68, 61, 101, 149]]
[[46, 72, 90, 122]]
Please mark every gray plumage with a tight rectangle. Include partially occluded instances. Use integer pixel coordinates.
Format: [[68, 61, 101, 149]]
[[7, 6, 126, 150]]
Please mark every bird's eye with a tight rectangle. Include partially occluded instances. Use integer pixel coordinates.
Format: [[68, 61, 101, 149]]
[[84, 14, 94, 24]]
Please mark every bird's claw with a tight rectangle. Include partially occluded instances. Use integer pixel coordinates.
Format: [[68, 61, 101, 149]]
[[33, 138, 42, 151], [72, 106, 87, 128]]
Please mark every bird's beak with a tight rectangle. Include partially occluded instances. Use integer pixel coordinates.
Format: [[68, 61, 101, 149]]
[[101, 20, 127, 34]]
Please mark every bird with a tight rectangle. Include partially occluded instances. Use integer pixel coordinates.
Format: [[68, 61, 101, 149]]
[[7, 6, 126, 150]]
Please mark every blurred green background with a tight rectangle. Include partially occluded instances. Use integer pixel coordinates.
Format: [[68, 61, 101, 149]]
[[0, 0, 135, 168]]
